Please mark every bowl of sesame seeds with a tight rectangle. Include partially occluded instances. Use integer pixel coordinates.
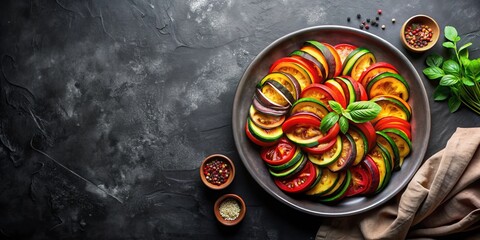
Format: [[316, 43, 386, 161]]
[[400, 15, 440, 53], [214, 194, 246, 226], [200, 154, 235, 190]]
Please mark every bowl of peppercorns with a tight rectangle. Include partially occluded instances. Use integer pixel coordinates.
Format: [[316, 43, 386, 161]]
[[200, 154, 235, 190], [400, 15, 440, 53]]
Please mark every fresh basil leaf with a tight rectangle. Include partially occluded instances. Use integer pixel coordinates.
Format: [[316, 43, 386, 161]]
[[462, 77, 475, 86], [440, 74, 460, 86], [433, 86, 450, 101], [339, 116, 349, 134], [467, 59, 480, 77], [442, 59, 460, 75], [458, 42, 472, 53], [343, 112, 352, 122], [426, 54, 444, 67], [444, 26, 458, 42], [455, 36, 461, 42], [320, 112, 339, 133], [328, 100, 344, 114], [460, 54, 471, 69], [423, 66, 445, 79], [442, 42, 455, 49], [450, 85, 459, 95], [448, 95, 461, 112], [346, 101, 381, 123]]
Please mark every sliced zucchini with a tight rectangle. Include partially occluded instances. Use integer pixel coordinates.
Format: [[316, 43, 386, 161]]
[[327, 133, 356, 172], [269, 154, 307, 178], [247, 117, 283, 142], [290, 97, 329, 119], [308, 135, 342, 166], [267, 148, 303, 171], [305, 168, 339, 197]]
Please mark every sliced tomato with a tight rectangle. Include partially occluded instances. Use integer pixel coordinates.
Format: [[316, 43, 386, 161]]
[[260, 138, 297, 166], [274, 160, 317, 193], [358, 62, 399, 88], [374, 116, 411, 129], [374, 116, 412, 140], [357, 81, 369, 101], [300, 83, 337, 110], [282, 114, 322, 147], [270, 57, 319, 90], [371, 95, 412, 123], [345, 164, 370, 197], [334, 43, 357, 64], [245, 121, 278, 147], [324, 79, 348, 108], [302, 135, 337, 154], [351, 122, 376, 152]]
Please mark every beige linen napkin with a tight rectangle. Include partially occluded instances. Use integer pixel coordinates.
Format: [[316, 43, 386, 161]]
[[316, 127, 480, 240]]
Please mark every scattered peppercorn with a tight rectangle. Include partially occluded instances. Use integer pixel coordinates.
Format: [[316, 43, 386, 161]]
[[359, 24, 364, 29], [392, 18, 396, 23], [365, 24, 370, 30], [366, 18, 371, 23], [371, 20, 376, 26], [404, 23, 433, 48], [357, 14, 361, 19], [347, 17, 351, 22], [376, 16, 380, 21], [203, 158, 231, 186], [378, 9, 382, 15], [381, 24, 386, 30]]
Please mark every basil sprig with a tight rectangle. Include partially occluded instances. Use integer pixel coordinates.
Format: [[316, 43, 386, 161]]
[[423, 26, 480, 114], [320, 100, 381, 134]]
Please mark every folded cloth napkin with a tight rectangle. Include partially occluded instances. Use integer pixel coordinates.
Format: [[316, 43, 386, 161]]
[[316, 127, 480, 240]]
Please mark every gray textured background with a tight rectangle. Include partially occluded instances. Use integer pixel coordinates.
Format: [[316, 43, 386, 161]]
[[0, 0, 479, 239]]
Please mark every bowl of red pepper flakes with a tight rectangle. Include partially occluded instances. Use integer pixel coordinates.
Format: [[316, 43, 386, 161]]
[[400, 15, 440, 53], [200, 154, 235, 190]]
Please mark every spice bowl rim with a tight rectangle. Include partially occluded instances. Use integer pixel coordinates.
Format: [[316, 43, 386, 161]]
[[214, 193, 246, 226], [200, 154, 235, 190], [400, 14, 440, 53]]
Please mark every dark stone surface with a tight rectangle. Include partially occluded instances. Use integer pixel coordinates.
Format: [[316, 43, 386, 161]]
[[0, 0, 479, 239]]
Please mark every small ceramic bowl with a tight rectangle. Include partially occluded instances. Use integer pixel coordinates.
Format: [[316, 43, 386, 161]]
[[400, 15, 440, 53], [200, 154, 235, 190], [214, 194, 246, 226]]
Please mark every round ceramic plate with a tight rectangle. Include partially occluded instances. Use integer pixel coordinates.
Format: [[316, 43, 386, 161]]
[[232, 25, 431, 217]]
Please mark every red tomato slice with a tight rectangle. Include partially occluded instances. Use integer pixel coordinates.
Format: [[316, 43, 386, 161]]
[[245, 121, 278, 147], [260, 138, 297, 166], [302, 135, 337, 154], [352, 122, 376, 152], [374, 116, 412, 139], [334, 43, 357, 64], [345, 164, 371, 197], [324, 80, 348, 108], [376, 123, 412, 140], [274, 160, 316, 193], [300, 83, 337, 110], [269, 57, 320, 86], [358, 62, 399, 87], [281, 114, 322, 133], [318, 122, 340, 144], [357, 80, 369, 101], [374, 116, 411, 129]]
